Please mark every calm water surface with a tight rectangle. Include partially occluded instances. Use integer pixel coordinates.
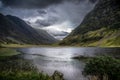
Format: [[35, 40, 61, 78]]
[[18, 47, 120, 80]]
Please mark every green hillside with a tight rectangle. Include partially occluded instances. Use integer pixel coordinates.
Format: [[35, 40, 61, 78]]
[[59, 0, 120, 47], [0, 13, 57, 45]]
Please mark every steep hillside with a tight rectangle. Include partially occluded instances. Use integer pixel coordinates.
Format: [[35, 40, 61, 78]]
[[0, 13, 57, 45], [59, 0, 120, 47]]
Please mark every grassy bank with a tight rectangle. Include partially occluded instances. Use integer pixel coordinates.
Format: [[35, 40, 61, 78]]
[[1, 44, 44, 48], [1, 43, 64, 48], [0, 55, 52, 80], [0, 48, 20, 57], [1, 43, 120, 48]]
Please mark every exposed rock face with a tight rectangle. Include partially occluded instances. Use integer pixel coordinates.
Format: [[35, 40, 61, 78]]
[[0, 13, 57, 45], [60, 0, 120, 46]]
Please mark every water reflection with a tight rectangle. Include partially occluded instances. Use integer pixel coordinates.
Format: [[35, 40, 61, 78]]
[[18, 47, 120, 80]]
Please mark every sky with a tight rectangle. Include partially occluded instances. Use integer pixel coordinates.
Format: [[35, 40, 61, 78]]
[[0, 0, 97, 40]]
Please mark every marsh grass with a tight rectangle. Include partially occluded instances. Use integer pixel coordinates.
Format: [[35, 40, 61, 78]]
[[0, 55, 52, 80], [0, 71, 51, 80]]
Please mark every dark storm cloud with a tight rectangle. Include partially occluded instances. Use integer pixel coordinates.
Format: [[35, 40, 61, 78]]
[[34, 15, 59, 27], [1, 0, 64, 8], [1, 0, 97, 9], [35, 20, 51, 27], [37, 10, 47, 15], [0, 0, 97, 40]]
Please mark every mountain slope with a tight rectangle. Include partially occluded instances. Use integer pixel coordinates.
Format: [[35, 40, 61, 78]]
[[0, 13, 57, 45], [60, 0, 120, 47]]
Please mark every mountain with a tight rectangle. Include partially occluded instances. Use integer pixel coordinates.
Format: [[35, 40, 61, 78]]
[[0, 13, 57, 45], [59, 0, 120, 47]]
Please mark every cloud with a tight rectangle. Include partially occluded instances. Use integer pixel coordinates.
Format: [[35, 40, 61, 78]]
[[40, 0, 96, 31], [35, 20, 51, 27], [0, 0, 97, 40], [1, 0, 63, 9], [0, 0, 3, 8], [37, 10, 47, 15], [1, 0, 97, 9]]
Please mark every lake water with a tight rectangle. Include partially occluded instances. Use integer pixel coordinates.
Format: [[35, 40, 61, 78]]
[[18, 47, 120, 80]]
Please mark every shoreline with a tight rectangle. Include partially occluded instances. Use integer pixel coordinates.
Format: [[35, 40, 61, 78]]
[[1, 43, 120, 48]]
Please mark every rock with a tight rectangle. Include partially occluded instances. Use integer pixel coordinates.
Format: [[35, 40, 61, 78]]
[[52, 71, 64, 80]]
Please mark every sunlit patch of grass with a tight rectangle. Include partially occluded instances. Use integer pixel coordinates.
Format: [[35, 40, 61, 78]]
[[59, 27, 120, 47], [0, 48, 20, 57], [1, 44, 37, 48], [84, 28, 120, 47], [1, 43, 59, 48]]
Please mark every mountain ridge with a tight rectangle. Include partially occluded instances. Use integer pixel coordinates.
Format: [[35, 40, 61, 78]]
[[59, 0, 120, 47], [0, 13, 57, 45]]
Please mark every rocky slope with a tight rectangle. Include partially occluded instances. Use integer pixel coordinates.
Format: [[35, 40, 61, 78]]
[[0, 13, 57, 45], [59, 0, 120, 47]]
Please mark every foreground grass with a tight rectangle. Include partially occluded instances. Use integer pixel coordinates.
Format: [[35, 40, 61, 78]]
[[0, 71, 51, 80], [0, 55, 52, 80], [73, 55, 120, 80], [83, 56, 120, 80]]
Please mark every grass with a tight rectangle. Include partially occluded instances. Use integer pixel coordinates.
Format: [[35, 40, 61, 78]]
[[0, 48, 20, 57], [1, 43, 65, 48], [0, 71, 51, 80], [83, 56, 120, 80], [1, 44, 42, 48], [59, 28, 120, 47], [0, 55, 52, 80]]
